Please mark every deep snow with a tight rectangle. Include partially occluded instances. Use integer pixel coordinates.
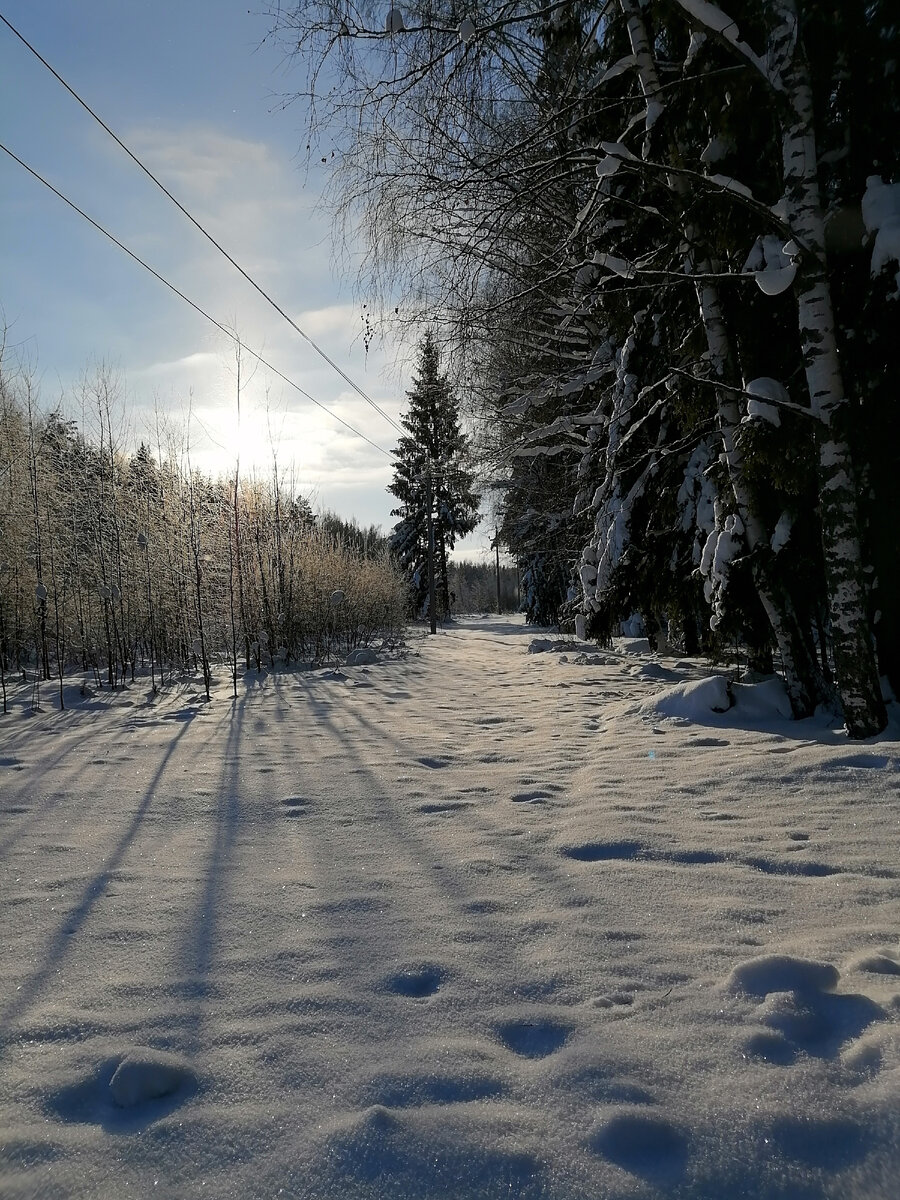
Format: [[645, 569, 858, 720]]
[[1, 615, 898, 1198]]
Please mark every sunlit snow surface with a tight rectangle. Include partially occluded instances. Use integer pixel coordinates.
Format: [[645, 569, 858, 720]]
[[1, 616, 898, 1199]]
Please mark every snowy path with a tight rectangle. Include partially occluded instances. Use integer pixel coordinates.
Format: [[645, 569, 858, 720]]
[[1, 617, 899, 1198]]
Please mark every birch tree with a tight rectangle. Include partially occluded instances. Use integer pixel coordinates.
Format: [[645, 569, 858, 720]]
[[271, 0, 892, 735], [666, 0, 885, 734]]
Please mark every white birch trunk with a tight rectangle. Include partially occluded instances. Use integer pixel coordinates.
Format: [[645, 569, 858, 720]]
[[772, 0, 886, 737], [619, 0, 821, 716]]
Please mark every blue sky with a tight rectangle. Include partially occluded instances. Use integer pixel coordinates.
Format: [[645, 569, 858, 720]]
[[1, 1, 493, 548]]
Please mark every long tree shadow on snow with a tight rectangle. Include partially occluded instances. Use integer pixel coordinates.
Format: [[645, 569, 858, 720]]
[[0, 712, 201, 1044], [169, 688, 250, 1054]]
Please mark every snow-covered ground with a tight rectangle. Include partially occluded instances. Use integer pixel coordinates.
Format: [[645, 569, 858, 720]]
[[1, 615, 898, 1199]]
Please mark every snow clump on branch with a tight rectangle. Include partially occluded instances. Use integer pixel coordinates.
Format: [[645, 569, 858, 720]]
[[700, 511, 745, 631], [741, 378, 787, 427], [743, 235, 796, 296], [862, 175, 900, 295]]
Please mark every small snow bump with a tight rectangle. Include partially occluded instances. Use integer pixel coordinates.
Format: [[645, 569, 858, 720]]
[[109, 1049, 195, 1109], [846, 953, 900, 977], [726, 954, 840, 997]]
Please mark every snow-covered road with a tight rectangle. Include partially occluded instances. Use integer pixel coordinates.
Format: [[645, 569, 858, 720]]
[[1, 617, 898, 1198]]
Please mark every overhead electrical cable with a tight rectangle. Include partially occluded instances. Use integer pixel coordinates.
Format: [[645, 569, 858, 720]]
[[0, 141, 392, 457], [0, 10, 405, 437]]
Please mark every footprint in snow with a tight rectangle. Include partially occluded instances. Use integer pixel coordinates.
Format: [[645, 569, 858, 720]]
[[383, 964, 445, 998], [729, 954, 885, 1064], [763, 1114, 869, 1170], [281, 797, 311, 816], [496, 1018, 572, 1058], [593, 992, 634, 1009], [589, 1109, 689, 1182], [825, 753, 893, 770], [562, 840, 642, 862]]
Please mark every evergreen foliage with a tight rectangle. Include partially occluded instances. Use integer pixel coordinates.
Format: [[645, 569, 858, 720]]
[[271, 1, 898, 736], [388, 332, 480, 618]]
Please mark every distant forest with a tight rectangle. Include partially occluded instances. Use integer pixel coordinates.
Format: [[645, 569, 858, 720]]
[[447, 560, 519, 616], [0, 363, 405, 709]]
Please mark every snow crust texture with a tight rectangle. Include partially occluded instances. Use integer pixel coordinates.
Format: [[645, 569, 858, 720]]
[[1, 616, 898, 1198]]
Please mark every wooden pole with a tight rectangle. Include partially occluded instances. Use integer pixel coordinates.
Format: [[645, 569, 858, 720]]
[[427, 464, 437, 634], [495, 528, 501, 614]]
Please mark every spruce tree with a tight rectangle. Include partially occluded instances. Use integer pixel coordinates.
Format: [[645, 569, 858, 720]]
[[389, 333, 480, 620]]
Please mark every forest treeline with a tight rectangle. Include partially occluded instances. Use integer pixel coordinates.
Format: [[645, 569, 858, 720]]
[[272, 0, 899, 737], [448, 560, 519, 614], [0, 364, 405, 710]]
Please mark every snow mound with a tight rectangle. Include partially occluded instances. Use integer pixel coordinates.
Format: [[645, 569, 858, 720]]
[[742, 377, 785, 426], [633, 661, 683, 681], [527, 638, 558, 654], [615, 637, 652, 655], [730, 676, 793, 719], [726, 954, 839, 997], [365, 1069, 504, 1108], [346, 647, 378, 666], [846, 952, 900, 977], [643, 674, 732, 719], [642, 674, 794, 723], [728, 956, 886, 1067], [109, 1049, 195, 1108], [572, 652, 618, 666], [320, 1104, 546, 1197], [863, 174, 900, 290]]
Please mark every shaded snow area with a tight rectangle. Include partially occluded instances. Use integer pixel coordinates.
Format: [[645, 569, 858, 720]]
[[1, 616, 899, 1199]]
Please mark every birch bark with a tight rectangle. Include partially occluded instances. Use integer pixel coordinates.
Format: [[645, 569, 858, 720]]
[[619, 0, 823, 717], [771, 0, 886, 736]]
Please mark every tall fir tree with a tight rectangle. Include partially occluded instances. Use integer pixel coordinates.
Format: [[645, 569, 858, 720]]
[[389, 333, 480, 619]]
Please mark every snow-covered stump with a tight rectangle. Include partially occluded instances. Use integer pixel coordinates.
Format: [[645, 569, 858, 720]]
[[774, 1, 887, 737]]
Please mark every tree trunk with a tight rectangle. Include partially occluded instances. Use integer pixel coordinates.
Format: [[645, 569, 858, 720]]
[[694, 275, 823, 716], [618, 0, 824, 718], [774, 1, 886, 737]]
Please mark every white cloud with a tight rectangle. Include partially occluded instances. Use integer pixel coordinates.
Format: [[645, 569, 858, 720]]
[[123, 122, 333, 289], [295, 303, 359, 338], [131, 351, 221, 378]]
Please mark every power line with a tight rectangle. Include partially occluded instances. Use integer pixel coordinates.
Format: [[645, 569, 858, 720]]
[[0, 140, 393, 458], [0, 9, 405, 437]]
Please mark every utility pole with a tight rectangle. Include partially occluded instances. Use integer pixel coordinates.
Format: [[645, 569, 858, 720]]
[[494, 527, 501, 614], [427, 463, 437, 634]]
